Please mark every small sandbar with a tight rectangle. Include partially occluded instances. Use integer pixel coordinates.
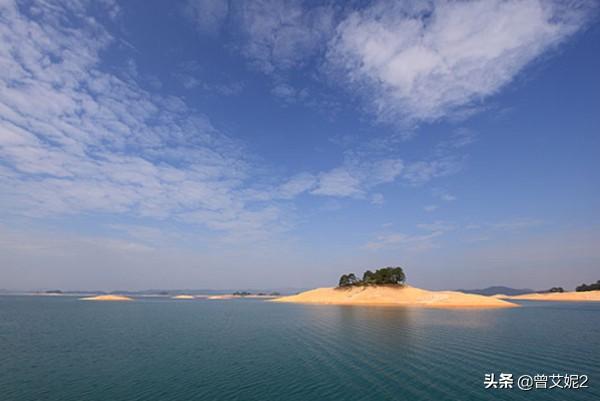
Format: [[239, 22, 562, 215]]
[[272, 285, 518, 308], [489, 294, 510, 299], [80, 295, 133, 302], [508, 291, 600, 302], [172, 295, 195, 300], [207, 294, 236, 300]]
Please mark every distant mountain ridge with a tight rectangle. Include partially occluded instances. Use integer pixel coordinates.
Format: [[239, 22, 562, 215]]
[[457, 286, 534, 296]]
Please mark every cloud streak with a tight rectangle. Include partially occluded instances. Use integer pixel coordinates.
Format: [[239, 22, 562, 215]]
[[190, 0, 593, 126], [365, 220, 455, 251]]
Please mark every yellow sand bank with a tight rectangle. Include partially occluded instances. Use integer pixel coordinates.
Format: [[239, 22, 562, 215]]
[[207, 294, 236, 300], [489, 294, 510, 299], [172, 295, 195, 299], [509, 291, 600, 302], [80, 295, 133, 301], [273, 285, 518, 308]]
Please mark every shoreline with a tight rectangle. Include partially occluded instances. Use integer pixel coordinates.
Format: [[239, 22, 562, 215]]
[[79, 295, 134, 302], [502, 291, 600, 302]]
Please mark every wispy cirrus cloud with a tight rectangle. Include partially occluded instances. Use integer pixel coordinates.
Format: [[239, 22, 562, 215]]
[[311, 158, 403, 197], [0, 0, 282, 239], [424, 205, 438, 213], [463, 218, 545, 233], [365, 217, 545, 252], [403, 158, 463, 184], [491, 218, 545, 230], [279, 154, 464, 200], [364, 220, 455, 251], [0, 0, 580, 246], [199, 1, 593, 126]]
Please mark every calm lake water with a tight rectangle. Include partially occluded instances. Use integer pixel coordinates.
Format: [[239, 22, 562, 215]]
[[1, 296, 599, 401]]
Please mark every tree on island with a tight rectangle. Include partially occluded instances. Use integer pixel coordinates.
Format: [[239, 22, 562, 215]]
[[539, 287, 564, 293], [338, 273, 360, 287], [338, 267, 406, 287], [362, 270, 376, 284], [576, 280, 600, 292]]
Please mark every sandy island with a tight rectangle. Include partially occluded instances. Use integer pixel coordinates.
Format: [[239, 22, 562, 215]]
[[489, 294, 510, 299], [172, 295, 195, 299], [506, 291, 600, 302], [272, 285, 518, 308], [79, 295, 133, 301], [207, 294, 236, 300]]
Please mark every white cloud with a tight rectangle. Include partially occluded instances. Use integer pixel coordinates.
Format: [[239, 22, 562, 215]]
[[271, 83, 296, 98], [327, 0, 592, 124], [366, 219, 454, 251], [179, 74, 202, 89], [176, 72, 245, 96], [309, 155, 459, 199], [271, 83, 308, 103], [403, 158, 462, 184], [431, 188, 458, 202], [311, 158, 403, 197], [435, 128, 477, 155], [424, 205, 438, 212], [312, 167, 363, 197], [277, 173, 317, 199]]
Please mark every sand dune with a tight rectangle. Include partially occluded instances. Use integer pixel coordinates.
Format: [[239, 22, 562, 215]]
[[273, 285, 518, 308], [172, 295, 195, 299], [80, 295, 133, 301], [207, 294, 236, 300], [508, 291, 600, 302]]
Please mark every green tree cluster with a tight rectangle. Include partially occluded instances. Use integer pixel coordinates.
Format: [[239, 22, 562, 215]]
[[338, 267, 406, 287], [576, 280, 600, 292]]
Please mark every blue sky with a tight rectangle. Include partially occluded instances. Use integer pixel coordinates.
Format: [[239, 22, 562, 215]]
[[0, 0, 599, 291]]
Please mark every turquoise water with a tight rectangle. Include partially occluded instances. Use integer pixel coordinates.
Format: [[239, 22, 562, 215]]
[[1, 296, 599, 401]]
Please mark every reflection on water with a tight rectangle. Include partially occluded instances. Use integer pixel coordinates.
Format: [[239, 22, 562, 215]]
[[0, 296, 599, 401]]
